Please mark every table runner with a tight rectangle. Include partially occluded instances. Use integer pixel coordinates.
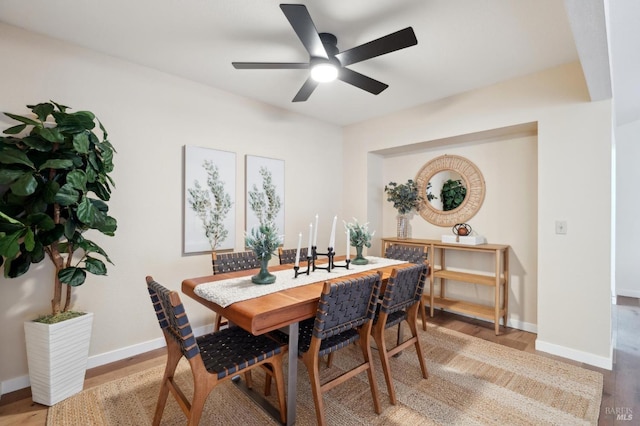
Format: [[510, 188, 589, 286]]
[[194, 256, 407, 307]]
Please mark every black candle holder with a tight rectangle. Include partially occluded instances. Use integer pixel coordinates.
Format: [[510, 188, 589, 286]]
[[311, 246, 334, 273], [331, 256, 351, 270], [293, 255, 312, 278]]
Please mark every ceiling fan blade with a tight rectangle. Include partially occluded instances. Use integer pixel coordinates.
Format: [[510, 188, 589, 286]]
[[338, 68, 388, 95], [335, 27, 417, 66], [280, 4, 328, 59], [232, 62, 309, 69], [292, 77, 319, 102]]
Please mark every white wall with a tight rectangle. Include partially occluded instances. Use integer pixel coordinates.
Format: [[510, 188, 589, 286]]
[[615, 118, 640, 297], [344, 62, 613, 368], [0, 23, 343, 392]]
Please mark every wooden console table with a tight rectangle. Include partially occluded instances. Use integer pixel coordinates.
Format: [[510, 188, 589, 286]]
[[381, 237, 509, 335]]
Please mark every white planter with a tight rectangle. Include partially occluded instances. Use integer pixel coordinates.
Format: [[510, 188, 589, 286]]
[[24, 312, 93, 406]]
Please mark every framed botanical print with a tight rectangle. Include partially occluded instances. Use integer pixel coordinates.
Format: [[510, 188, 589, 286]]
[[245, 155, 285, 238], [183, 146, 236, 254]]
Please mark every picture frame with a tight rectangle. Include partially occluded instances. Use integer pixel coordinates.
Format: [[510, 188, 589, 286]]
[[183, 146, 236, 254], [245, 155, 285, 239]]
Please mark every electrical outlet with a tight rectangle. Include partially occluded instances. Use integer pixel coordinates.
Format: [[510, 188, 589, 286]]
[[555, 220, 567, 234]]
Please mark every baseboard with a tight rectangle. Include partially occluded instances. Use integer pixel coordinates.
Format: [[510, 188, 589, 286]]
[[616, 288, 640, 298], [432, 309, 538, 334], [0, 324, 212, 396], [535, 339, 613, 370]]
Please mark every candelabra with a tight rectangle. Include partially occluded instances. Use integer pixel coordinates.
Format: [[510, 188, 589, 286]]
[[293, 246, 351, 278], [293, 254, 312, 278], [311, 246, 334, 273]]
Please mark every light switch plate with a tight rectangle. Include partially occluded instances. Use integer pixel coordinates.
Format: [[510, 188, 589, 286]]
[[555, 220, 567, 234]]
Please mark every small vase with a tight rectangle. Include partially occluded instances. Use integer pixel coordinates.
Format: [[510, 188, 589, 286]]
[[251, 255, 276, 284], [396, 214, 409, 239], [352, 245, 368, 265]]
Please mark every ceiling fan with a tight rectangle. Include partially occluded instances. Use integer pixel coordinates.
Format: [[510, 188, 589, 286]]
[[232, 4, 418, 102]]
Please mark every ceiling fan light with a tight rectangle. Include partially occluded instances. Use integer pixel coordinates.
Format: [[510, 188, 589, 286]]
[[310, 63, 338, 82]]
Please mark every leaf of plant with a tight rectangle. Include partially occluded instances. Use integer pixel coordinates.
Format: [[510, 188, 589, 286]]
[[4, 112, 40, 126], [23, 228, 35, 251], [28, 103, 54, 121], [58, 267, 86, 287], [84, 257, 107, 275], [0, 169, 25, 185], [37, 224, 64, 246], [64, 218, 77, 239], [66, 170, 87, 191], [39, 159, 74, 171], [26, 212, 55, 230], [72, 132, 90, 154], [0, 148, 36, 168], [34, 126, 64, 143], [31, 240, 45, 263], [21, 135, 52, 151], [9, 173, 38, 196], [3, 124, 27, 135], [0, 230, 23, 258], [49, 100, 69, 113], [6, 252, 32, 278], [76, 197, 99, 226], [54, 184, 79, 206], [42, 181, 60, 203], [79, 239, 112, 264]]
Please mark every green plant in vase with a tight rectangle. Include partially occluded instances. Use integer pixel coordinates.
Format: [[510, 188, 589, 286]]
[[384, 179, 423, 239], [344, 219, 375, 265], [245, 222, 282, 284]]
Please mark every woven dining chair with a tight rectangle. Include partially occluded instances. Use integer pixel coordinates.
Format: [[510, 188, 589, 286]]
[[277, 246, 309, 265], [371, 263, 429, 405], [145, 276, 287, 425], [211, 251, 261, 331], [297, 273, 382, 426], [383, 244, 432, 331], [384, 243, 428, 264]]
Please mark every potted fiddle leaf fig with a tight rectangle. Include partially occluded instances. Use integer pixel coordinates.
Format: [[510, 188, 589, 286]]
[[0, 101, 117, 405]]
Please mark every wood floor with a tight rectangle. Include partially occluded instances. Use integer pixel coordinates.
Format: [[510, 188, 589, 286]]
[[1, 297, 637, 426]]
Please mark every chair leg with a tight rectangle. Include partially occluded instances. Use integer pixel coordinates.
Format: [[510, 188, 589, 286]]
[[268, 356, 288, 424], [372, 324, 397, 405], [420, 295, 428, 331], [214, 314, 224, 331], [302, 352, 327, 426], [407, 307, 429, 379], [153, 342, 183, 425], [187, 381, 210, 426], [359, 328, 381, 414], [326, 352, 334, 367]]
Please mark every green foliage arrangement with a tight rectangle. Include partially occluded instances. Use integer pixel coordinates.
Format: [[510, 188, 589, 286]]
[[441, 179, 467, 211], [0, 101, 117, 316], [245, 223, 282, 259], [384, 179, 423, 215], [187, 160, 232, 250], [344, 219, 375, 248]]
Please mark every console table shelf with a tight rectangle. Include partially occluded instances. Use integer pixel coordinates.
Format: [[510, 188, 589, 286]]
[[381, 237, 510, 335]]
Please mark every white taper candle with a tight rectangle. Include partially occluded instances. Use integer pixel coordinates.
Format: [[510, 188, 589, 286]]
[[295, 232, 302, 267]]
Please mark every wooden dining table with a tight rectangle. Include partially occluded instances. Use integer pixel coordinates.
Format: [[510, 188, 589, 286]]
[[182, 257, 412, 425]]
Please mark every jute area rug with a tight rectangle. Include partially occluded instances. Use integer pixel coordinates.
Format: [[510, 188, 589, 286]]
[[48, 324, 603, 425]]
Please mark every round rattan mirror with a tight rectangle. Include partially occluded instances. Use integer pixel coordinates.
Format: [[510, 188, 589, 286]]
[[415, 154, 485, 227]]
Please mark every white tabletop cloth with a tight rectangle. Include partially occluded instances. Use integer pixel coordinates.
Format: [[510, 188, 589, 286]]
[[194, 256, 406, 307]]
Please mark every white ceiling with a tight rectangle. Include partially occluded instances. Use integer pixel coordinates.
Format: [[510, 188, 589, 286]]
[[0, 0, 637, 127]]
